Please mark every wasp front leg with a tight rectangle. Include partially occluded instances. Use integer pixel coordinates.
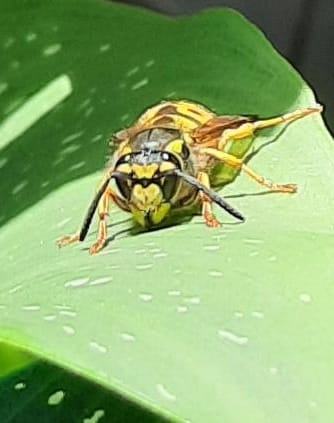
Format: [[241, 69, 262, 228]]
[[56, 233, 80, 248], [197, 171, 221, 228], [88, 188, 113, 255], [57, 184, 126, 255], [56, 188, 112, 254]]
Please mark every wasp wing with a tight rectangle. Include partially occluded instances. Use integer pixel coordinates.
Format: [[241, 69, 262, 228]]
[[192, 115, 258, 147]]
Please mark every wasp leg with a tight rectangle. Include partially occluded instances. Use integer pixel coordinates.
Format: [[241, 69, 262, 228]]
[[198, 171, 221, 228], [56, 233, 80, 248], [218, 105, 322, 150], [57, 189, 111, 254], [56, 191, 111, 253], [201, 147, 297, 193], [57, 188, 127, 254], [86, 187, 111, 255]]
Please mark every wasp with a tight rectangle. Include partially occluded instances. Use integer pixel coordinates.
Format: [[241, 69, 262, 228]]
[[57, 100, 322, 254]]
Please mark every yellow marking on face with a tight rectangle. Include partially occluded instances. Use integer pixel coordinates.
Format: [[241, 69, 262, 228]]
[[150, 202, 171, 224], [159, 161, 176, 173], [129, 207, 146, 227], [129, 182, 171, 226], [132, 163, 158, 179], [116, 163, 132, 174], [130, 203, 171, 227], [131, 183, 161, 205], [165, 139, 184, 155]]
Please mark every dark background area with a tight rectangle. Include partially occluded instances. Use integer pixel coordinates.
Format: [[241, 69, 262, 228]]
[[114, 0, 333, 133]]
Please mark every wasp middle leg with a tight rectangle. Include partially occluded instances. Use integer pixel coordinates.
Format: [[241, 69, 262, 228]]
[[201, 148, 297, 193], [197, 171, 221, 228]]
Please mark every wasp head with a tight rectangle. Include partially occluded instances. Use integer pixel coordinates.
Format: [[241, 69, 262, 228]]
[[113, 141, 189, 227]]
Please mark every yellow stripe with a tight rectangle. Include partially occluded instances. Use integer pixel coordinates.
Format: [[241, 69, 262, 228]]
[[159, 161, 176, 173], [132, 163, 158, 178], [116, 163, 132, 174], [176, 102, 213, 124]]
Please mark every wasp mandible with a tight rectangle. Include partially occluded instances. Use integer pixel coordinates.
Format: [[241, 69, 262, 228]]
[[57, 100, 322, 254]]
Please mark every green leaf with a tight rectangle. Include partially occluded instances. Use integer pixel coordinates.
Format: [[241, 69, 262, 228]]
[[0, 343, 34, 378], [0, 355, 170, 422], [1, 1, 333, 421]]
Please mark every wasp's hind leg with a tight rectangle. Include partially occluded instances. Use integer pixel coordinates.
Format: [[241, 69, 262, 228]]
[[198, 172, 221, 228], [201, 148, 297, 193], [217, 105, 322, 150]]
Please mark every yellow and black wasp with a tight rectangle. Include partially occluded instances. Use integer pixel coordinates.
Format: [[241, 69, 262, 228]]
[[57, 100, 322, 254]]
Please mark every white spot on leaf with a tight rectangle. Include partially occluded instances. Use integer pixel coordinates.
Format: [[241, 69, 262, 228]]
[[43, 43, 62, 56], [14, 382, 26, 390], [48, 390, 65, 405], [168, 290, 181, 296], [251, 311, 264, 319], [90, 341, 107, 353], [203, 245, 220, 251], [300, 293, 312, 303], [139, 293, 153, 302], [89, 277, 112, 286], [99, 44, 110, 52], [65, 278, 89, 288], [126, 66, 139, 77], [121, 332, 135, 342], [209, 270, 223, 277], [43, 315, 56, 321], [83, 409, 105, 423], [12, 181, 28, 195], [218, 329, 248, 345], [63, 325, 75, 335], [131, 78, 149, 90], [0, 82, 8, 95], [26, 33, 37, 42], [177, 306, 188, 313], [61, 131, 84, 145], [145, 59, 155, 67], [22, 305, 40, 311], [135, 263, 153, 270]]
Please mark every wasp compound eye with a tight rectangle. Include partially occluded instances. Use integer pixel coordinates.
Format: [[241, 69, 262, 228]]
[[181, 143, 190, 159], [115, 176, 132, 200], [161, 174, 178, 201]]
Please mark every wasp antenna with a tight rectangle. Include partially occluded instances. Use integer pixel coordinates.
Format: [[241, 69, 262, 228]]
[[79, 174, 113, 241], [173, 169, 245, 222]]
